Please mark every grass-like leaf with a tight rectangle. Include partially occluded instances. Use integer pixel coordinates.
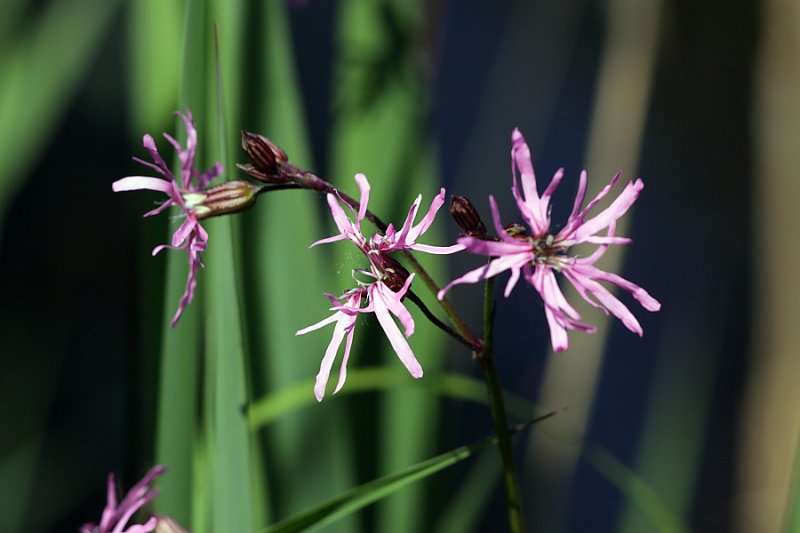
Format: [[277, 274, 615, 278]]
[[261, 436, 495, 533], [152, 0, 209, 524]]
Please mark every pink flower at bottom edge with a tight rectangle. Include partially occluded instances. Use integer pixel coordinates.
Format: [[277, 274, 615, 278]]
[[80, 465, 166, 533], [438, 129, 660, 352]]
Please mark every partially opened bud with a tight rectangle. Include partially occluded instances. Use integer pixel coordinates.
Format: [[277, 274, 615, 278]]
[[184, 180, 259, 220], [240, 130, 288, 180], [450, 195, 488, 238]]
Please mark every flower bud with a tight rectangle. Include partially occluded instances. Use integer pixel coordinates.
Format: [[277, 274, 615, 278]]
[[240, 130, 290, 183], [450, 195, 488, 238], [184, 180, 259, 220]]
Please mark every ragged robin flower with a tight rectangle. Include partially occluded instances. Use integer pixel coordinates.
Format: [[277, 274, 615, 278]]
[[438, 129, 661, 351], [297, 173, 462, 400], [112, 110, 253, 327]]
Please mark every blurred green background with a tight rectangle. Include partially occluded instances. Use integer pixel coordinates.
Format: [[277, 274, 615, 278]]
[[1, 0, 796, 532]]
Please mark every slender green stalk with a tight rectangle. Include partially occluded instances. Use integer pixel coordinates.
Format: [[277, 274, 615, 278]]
[[477, 275, 524, 533]]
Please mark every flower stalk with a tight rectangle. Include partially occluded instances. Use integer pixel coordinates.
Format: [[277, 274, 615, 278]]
[[477, 274, 524, 533]]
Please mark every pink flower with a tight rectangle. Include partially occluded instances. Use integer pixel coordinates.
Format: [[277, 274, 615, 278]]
[[297, 173, 459, 400], [112, 111, 223, 327], [80, 466, 166, 533], [438, 129, 660, 352]]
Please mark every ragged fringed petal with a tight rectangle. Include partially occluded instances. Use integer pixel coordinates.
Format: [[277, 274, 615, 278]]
[[563, 267, 644, 335], [112, 176, 173, 194], [407, 242, 466, 254], [325, 193, 357, 239], [572, 178, 643, 242], [313, 315, 350, 401], [571, 263, 661, 312], [511, 128, 549, 235], [195, 162, 224, 190], [142, 134, 171, 178], [438, 252, 530, 300], [84, 467, 165, 533], [370, 283, 423, 379], [488, 196, 525, 245], [297, 291, 365, 400], [392, 193, 422, 247], [354, 173, 371, 223], [382, 187, 459, 254]]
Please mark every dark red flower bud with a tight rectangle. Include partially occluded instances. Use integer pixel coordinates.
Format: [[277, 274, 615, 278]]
[[450, 195, 488, 238], [240, 131, 288, 180]]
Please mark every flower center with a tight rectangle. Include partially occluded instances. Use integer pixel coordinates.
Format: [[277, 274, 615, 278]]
[[529, 234, 572, 270]]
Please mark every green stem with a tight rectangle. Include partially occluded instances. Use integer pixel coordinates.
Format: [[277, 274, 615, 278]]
[[478, 275, 524, 533]]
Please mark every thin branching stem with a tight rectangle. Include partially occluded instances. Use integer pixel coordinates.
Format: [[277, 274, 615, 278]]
[[405, 290, 480, 351]]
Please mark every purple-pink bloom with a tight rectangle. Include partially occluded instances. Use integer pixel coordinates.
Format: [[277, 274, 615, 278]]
[[80, 465, 166, 533], [297, 173, 459, 400], [438, 129, 660, 352], [112, 111, 222, 327]]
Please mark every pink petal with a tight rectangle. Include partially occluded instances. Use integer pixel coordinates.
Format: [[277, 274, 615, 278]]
[[354, 173, 371, 222], [142, 134, 170, 176], [544, 305, 570, 352], [566, 170, 589, 224], [376, 281, 415, 337], [510, 129, 548, 234], [437, 253, 530, 299], [565, 268, 643, 335], [296, 312, 340, 336], [370, 284, 423, 378], [314, 315, 349, 401], [488, 196, 527, 245], [573, 178, 643, 241], [408, 242, 465, 254], [539, 167, 565, 219], [171, 217, 196, 247], [131, 156, 170, 178], [309, 233, 347, 248], [326, 193, 354, 236], [332, 315, 358, 396], [406, 187, 447, 243], [459, 234, 531, 256], [393, 194, 422, 246], [504, 266, 521, 297], [143, 200, 176, 218], [112, 176, 173, 194], [573, 263, 661, 311]]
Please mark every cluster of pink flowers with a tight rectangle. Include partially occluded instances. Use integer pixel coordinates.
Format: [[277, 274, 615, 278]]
[[113, 112, 659, 400], [296, 173, 462, 401]]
